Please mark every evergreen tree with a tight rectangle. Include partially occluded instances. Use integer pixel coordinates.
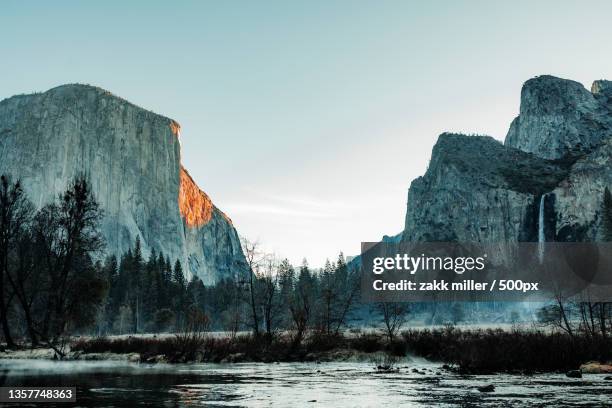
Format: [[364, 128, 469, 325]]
[[100, 255, 119, 334], [165, 256, 173, 286], [277, 258, 295, 328], [141, 249, 159, 330], [174, 260, 185, 287], [173, 260, 186, 328], [603, 187, 612, 241], [130, 237, 144, 333], [320, 259, 335, 333], [157, 252, 169, 309]]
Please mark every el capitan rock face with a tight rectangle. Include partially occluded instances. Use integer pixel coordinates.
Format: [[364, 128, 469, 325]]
[[402, 75, 612, 244], [0, 84, 244, 284]]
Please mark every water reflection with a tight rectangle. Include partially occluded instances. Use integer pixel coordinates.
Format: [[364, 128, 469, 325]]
[[1, 359, 611, 407]]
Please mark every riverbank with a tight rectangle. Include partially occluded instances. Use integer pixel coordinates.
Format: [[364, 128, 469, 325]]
[[2, 327, 611, 375], [0, 347, 142, 362]]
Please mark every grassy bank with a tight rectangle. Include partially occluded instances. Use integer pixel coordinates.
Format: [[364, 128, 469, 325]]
[[401, 327, 612, 373], [69, 327, 612, 373]]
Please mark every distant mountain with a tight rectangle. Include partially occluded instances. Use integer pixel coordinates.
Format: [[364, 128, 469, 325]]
[[401, 75, 612, 244], [0, 84, 244, 284]]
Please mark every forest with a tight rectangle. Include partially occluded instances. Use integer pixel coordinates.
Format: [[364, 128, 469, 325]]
[[1, 174, 611, 371], [0, 174, 363, 354]]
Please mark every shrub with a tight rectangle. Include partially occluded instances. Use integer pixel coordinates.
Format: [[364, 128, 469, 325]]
[[351, 333, 384, 353]]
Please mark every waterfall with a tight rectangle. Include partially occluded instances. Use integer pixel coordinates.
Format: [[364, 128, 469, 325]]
[[538, 194, 546, 263]]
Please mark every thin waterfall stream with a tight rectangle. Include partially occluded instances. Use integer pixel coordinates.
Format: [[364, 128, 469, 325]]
[[538, 194, 546, 263]]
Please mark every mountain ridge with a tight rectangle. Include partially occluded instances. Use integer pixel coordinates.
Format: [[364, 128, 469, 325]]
[[399, 75, 612, 245]]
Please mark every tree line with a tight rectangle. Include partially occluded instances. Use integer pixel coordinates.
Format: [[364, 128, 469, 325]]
[[0, 174, 362, 351], [4, 172, 608, 354], [98, 237, 360, 346], [217, 239, 360, 344]]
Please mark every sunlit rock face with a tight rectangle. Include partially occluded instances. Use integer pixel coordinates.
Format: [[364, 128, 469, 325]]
[[402, 76, 612, 244], [0, 84, 244, 284], [179, 166, 215, 227]]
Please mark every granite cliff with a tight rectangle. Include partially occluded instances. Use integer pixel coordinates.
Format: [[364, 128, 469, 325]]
[[0, 84, 244, 284], [401, 75, 612, 244]]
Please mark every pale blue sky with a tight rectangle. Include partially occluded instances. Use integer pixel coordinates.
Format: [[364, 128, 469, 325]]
[[2, 1, 612, 266]]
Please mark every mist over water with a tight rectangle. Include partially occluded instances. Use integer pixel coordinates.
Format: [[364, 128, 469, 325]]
[[1, 359, 611, 407]]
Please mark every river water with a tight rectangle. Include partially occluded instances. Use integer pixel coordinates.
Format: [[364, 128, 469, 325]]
[[1, 359, 611, 407]]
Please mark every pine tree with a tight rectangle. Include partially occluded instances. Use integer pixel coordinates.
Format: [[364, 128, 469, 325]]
[[141, 249, 159, 329], [172, 260, 186, 329], [156, 252, 168, 309], [335, 252, 348, 288], [101, 255, 119, 333], [336, 252, 346, 270], [320, 259, 335, 333], [130, 237, 144, 332], [165, 256, 172, 285], [104, 255, 118, 282], [603, 187, 612, 241], [174, 260, 185, 287], [278, 258, 294, 328]]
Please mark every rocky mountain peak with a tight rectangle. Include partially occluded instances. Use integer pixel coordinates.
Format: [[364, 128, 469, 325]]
[[592, 80, 612, 111], [399, 74, 612, 245], [505, 75, 612, 160], [591, 79, 612, 95], [429, 133, 570, 194]]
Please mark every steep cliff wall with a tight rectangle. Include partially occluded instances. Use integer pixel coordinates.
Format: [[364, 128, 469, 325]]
[[505, 75, 612, 160], [402, 133, 570, 243], [402, 75, 612, 244], [0, 84, 244, 284]]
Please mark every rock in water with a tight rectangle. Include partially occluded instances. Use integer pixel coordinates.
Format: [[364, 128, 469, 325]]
[[566, 370, 582, 378], [0, 84, 244, 284], [579, 362, 612, 374], [477, 384, 495, 393]]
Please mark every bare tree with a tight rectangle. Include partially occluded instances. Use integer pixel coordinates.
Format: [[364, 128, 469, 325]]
[[577, 292, 598, 338], [576, 292, 611, 340], [240, 236, 265, 337], [537, 294, 575, 337], [0, 175, 33, 348], [598, 302, 610, 339], [259, 255, 280, 341], [332, 269, 359, 335], [173, 308, 210, 362], [289, 259, 313, 347], [6, 229, 40, 346], [34, 177, 106, 352], [376, 302, 410, 341], [318, 254, 359, 335], [221, 276, 244, 339]]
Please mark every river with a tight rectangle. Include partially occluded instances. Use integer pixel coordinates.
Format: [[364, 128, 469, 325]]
[[1, 359, 611, 407]]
